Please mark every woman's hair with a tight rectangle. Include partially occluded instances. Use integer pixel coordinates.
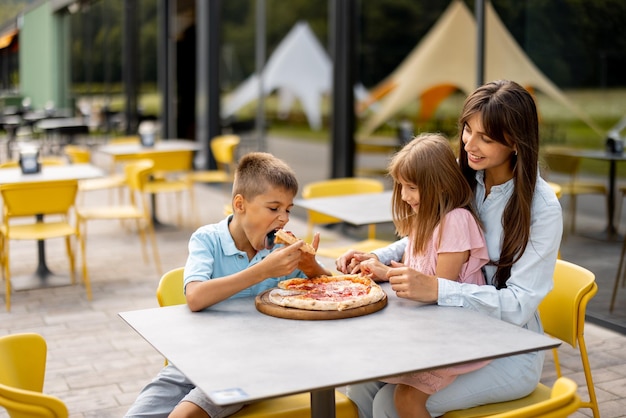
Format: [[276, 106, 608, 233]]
[[458, 80, 539, 289], [233, 152, 299, 199], [389, 133, 476, 255]]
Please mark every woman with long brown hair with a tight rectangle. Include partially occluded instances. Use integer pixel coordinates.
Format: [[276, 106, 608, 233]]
[[338, 80, 562, 417]]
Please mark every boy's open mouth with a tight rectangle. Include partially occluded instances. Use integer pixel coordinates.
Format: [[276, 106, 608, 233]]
[[264, 230, 277, 249]]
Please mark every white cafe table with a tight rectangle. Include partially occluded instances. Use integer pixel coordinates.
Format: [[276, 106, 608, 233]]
[[294, 190, 393, 226], [120, 283, 559, 418], [97, 139, 201, 159], [0, 164, 104, 290]]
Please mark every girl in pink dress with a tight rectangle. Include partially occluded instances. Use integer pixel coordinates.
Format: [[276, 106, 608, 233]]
[[359, 133, 489, 418]]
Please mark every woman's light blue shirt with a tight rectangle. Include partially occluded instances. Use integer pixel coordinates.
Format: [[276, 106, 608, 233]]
[[373, 172, 562, 332], [183, 216, 306, 298]]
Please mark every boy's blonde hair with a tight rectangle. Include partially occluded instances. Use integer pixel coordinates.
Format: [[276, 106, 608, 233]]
[[232, 152, 299, 200], [389, 133, 476, 255]]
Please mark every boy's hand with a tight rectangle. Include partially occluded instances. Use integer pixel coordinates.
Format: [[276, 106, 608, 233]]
[[297, 232, 328, 276], [263, 240, 306, 277]]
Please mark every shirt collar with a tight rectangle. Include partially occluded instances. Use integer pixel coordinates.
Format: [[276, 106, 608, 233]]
[[218, 215, 272, 259]]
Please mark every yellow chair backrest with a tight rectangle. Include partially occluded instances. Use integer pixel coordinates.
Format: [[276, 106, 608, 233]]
[[63, 145, 91, 164], [543, 148, 582, 182], [487, 377, 580, 418], [210, 135, 240, 170], [125, 159, 156, 193], [1, 180, 78, 217], [138, 149, 194, 173], [109, 135, 140, 145], [156, 267, 186, 307], [538, 259, 599, 417], [539, 259, 597, 348], [0, 333, 69, 418], [302, 177, 385, 240]]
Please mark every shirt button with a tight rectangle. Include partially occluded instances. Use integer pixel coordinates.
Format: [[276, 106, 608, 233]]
[[238, 255, 244, 259]]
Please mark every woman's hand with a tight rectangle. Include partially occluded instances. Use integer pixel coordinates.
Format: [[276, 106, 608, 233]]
[[387, 260, 438, 303], [360, 258, 390, 282], [336, 250, 378, 274]]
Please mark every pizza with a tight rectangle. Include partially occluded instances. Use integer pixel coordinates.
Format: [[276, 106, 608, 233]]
[[273, 229, 316, 255], [268, 274, 386, 311]]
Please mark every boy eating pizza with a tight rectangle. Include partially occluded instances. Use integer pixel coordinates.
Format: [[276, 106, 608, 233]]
[[125, 152, 331, 418]]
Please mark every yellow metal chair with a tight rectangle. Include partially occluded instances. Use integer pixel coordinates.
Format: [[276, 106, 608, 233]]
[[63, 144, 127, 203], [480, 378, 580, 418], [0, 333, 69, 418], [0, 179, 86, 311], [543, 148, 607, 234], [76, 159, 162, 285], [155, 267, 358, 418], [136, 149, 195, 227], [184, 134, 240, 225], [156, 266, 186, 307], [442, 259, 599, 418], [302, 177, 393, 259]]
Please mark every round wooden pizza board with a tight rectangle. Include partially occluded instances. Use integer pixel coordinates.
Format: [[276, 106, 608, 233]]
[[255, 289, 387, 320]]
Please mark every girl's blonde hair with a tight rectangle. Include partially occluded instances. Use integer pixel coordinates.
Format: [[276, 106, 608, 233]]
[[389, 133, 476, 255]]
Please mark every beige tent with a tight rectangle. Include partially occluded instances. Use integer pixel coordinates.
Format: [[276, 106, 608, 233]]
[[359, 0, 602, 138]]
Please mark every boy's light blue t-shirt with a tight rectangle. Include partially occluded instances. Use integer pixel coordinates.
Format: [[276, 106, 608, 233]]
[[183, 216, 306, 298]]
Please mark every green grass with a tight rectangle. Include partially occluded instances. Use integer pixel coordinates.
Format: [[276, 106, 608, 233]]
[[71, 86, 626, 177]]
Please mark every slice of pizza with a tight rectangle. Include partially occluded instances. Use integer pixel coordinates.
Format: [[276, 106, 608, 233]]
[[273, 229, 316, 255]]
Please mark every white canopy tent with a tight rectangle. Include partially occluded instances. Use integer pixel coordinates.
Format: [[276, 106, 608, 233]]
[[222, 21, 331, 131], [359, 0, 601, 138]]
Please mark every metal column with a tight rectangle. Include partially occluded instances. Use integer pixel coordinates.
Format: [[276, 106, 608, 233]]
[[330, 0, 357, 178], [196, 0, 221, 169]]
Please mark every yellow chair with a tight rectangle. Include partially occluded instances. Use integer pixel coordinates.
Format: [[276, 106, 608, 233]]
[[0, 180, 86, 311], [539, 259, 599, 418], [76, 159, 162, 285], [543, 148, 607, 234], [442, 259, 599, 418], [0, 333, 69, 418], [184, 135, 240, 225], [302, 177, 393, 259], [156, 266, 186, 307], [475, 378, 580, 418], [136, 149, 195, 227], [63, 145, 127, 203], [155, 267, 358, 418]]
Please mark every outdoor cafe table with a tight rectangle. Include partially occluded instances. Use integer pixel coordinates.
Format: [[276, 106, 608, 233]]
[[0, 164, 104, 290], [550, 148, 626, 241], [96, 139, 201, 226], [294, 190, 393, 226], [119, 283, 559, 418]]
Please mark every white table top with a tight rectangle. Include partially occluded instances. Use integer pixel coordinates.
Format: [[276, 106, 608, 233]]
[[119, 283, 558, 415], [294, 190, 393, 226], [35, 117, 88, 131], [0, 163, 104, 184], [97, 139, 200, 156]]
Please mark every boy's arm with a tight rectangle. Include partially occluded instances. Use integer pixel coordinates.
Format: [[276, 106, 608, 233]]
[[186, 242, 308, 312]]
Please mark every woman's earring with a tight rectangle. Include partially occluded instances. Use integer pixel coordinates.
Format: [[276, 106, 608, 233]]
[[514, 150, 518, 156]]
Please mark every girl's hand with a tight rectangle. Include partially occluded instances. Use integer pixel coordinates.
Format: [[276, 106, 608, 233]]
[[360, 258, 390, 282], [336, 250, 378, 274], [387, 260, 438, 303]]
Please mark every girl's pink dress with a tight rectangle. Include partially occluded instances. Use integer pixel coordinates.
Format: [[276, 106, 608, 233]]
[[382, 208, 490, 394]]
